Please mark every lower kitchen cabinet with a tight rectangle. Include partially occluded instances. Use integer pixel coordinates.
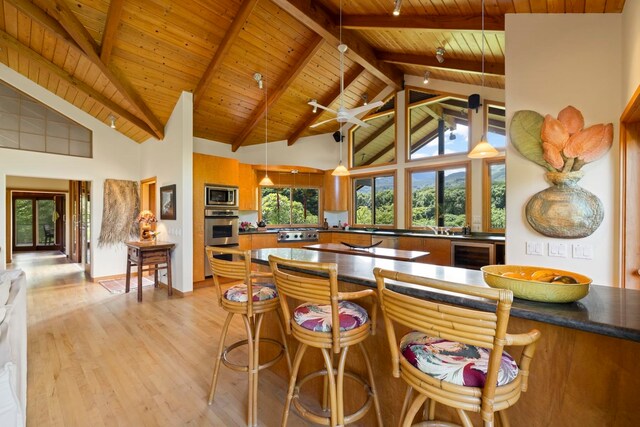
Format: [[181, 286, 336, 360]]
[[238, 234, 252, 251], [331, 232, 372, 246], [251, 233, 278, 249]]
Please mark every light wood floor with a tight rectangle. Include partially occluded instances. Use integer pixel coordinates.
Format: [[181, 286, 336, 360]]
[[13, 251, 313, 426]]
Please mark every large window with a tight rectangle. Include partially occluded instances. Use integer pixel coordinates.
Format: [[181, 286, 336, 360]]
[[408, 164, 469, 228], [350, 96, 396, 168], [485, 102, 506, 150], [484, 159, 506, 232], [352, 174, 395, 226], [260, 186, 320, 226]]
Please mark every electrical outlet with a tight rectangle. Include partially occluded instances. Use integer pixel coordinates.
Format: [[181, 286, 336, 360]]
[[549, 242, 567, 257], [526, 241, 543, 256], [573, 244, 593, 259]]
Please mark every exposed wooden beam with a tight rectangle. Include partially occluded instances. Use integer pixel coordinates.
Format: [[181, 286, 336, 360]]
[[231, 35, 324, 152], [342, 14, 504, 32], [363, 142, 394, 165], [353, 117, 394, 153], [270, 0, 403, 88], [287, 65, 366, 146], [0, 28, 156, 138], [411, 128, 439, 154], [5, 0, 80, 49], [194, 0, 259, 110], [29, 0, 164, 139], [410, 115, 434, 135], [378, 51, 505, 76], [100, 0, 124, 65]]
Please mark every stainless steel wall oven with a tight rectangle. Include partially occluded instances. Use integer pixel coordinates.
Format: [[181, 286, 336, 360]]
[[204, 208, 239, 276]]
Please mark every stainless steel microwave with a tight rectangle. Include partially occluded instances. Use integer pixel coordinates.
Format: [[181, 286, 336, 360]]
[[205, 185, 238, 209]]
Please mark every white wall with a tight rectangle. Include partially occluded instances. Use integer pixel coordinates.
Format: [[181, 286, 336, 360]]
[[622, 0, 640, 104], [141, 92, 194, 293], [0, 64, 145, 275], [505, 14, 622, 285]]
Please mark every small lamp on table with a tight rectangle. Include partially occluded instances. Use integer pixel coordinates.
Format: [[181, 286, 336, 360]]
[[136, 210, 157, 242]]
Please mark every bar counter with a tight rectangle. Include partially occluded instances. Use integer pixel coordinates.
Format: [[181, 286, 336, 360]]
[[251, 248, 640, 426]]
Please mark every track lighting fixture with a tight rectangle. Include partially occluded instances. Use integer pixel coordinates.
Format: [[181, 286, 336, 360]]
[[393, 0, 402, 16], [311, 99, 318, 113], [449, 130, 456, 141], [435, 47, 446, 64], [253, 72, 263, 89], [362, 93, 368, 106], [108, 114, 116, 129], [423, 70, 430, 84]]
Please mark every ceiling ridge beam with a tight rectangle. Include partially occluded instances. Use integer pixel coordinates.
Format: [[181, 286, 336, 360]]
[[341, 14, 504, 32], [0, 28, 157, 138], [378, 51, 505, 76], [231, 35, 324, 152], [193, 0, 259, 110], [287, 65, 365, 146], [269, 0, 403, 89], [33, 0, 165, 139], [100, 0, 125, 65], [353, 117, 394, 152]]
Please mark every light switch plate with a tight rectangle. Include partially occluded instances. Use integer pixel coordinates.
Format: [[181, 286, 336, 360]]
[[549, 242, 567, 257], [573, 244, 594, 259], [526, 241, 543, 256]]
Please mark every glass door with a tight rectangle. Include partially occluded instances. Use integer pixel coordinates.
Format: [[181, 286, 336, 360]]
[[12, 194, 61, 251]]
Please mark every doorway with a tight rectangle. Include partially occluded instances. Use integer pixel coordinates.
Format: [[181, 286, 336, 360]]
[[11, 192, 65, 252], [69, 181, 91, 275]]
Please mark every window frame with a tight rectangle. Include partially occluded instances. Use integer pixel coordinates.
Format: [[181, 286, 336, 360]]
[[483, 157, 506, 233], [404, 86, 472, 164], [405, 161, 471, 230], [349, 170, 397, 228], [258, 184, 322, 227], [483, 100, 506, 152]]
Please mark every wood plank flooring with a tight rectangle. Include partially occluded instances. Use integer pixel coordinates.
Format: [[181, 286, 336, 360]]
[[13, 251, 313, 426]]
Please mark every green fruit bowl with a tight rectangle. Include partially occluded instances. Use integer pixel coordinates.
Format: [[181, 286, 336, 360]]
[[481, 265, 592, 303]]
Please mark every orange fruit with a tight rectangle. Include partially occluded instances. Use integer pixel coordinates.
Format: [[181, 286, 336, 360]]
[[501, 272, 521, 279]]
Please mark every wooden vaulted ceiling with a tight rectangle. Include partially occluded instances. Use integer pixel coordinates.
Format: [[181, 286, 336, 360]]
[[0, 0, 626, 148]]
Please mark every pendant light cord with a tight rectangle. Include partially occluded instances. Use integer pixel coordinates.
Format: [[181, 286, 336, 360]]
[[481, 0, 485, 91], [339, 0, 344, 110], [264, 36, 269, 175]]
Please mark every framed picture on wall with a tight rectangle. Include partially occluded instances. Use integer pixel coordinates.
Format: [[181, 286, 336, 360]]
[[160, 184, 177, 220]]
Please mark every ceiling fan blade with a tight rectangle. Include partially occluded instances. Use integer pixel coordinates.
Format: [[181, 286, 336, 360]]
[[347, 117, 370, 128], [347, 100, 384, 116], [308, 101, 337, 115], [310, 117, 338, 128]]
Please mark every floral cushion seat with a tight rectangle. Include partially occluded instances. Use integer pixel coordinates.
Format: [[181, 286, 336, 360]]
[[223, 283, 277, 302], [293, 301, 369, 332], [400, 331, 519, 387]]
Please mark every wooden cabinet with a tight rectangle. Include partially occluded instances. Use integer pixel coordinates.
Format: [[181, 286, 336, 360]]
[[251, 233, 278, 249], [238, 163, 257, 210], [238, 234, 252, 251], [319, 232, 332, 244], [331, 232, 371, 246], [323, 170, 348, 211], [399, 236, 451, 266]]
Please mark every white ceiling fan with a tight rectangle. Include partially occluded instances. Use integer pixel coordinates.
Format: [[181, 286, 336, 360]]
[[309, 0, 383, 129]]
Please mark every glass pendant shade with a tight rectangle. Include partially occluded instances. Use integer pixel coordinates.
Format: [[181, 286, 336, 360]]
[[468, 137, 499, 159], [332, 163, 349, 176], [259, 174, 274, 186]]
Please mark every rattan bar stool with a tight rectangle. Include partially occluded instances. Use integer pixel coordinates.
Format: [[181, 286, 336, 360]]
[[268, 255, 383, 427], [374, 268, 541, 427], [206, 246, 291, 427]]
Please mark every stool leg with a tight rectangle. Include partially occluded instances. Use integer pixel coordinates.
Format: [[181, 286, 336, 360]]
[[456, 408, 474, 427], [282, 343, 308, 427], [208, 312, 234, 405], [498, 410, 510, 427], [336, 347, 349, 425], [399, 386, 413, 427], [319, 348, 338, 427], [402, 393, 428, 427], [251, 313, 265, 427], [275, 309, 292, 374], [358, 342, 383, 427], [242, 314, 255, 427], [426, 398, 436, 420]]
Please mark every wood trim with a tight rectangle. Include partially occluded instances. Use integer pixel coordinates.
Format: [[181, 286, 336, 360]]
[[0, 29, 157, 139], [232, 35, 324, 151], [22, 0, 164, 139], [349, 94, 398, 171], [99, 0, 124, 65], [341, 14, 505, 31], [348, 169, 397, 229], [269, 0, 403, 89], [193, 0, 259, 110], [404, 161, 472, 230], [378, 52, 505, 76], [482, 156, 506, 233], [621, 84, 640, 123], [483, 99, 505, 137], [287, 66, 366, 146]]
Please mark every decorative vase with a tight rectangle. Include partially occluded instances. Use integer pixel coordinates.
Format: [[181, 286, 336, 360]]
[[525, 171, 604, 238]]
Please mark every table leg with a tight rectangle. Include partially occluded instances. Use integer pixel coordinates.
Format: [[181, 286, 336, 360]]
[[137, 255, 143, 302], [154, 267, 159, 288], [166, 250, 173, 296], [125, 258, 131, 293]]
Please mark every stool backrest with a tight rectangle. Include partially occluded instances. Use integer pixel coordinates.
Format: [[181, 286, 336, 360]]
[[268, 255, 341, 353], [373, 268, 513, 409], [206, 246, 254, 314]]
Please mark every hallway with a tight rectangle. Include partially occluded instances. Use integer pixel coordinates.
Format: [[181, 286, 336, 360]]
[[11, 252, 304, 426]]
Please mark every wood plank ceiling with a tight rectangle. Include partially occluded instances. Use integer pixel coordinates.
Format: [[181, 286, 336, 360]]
[[0, 0, 626, 148]]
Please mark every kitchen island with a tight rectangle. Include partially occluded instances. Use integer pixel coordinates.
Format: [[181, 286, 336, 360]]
[[252, 248, 639, 426]]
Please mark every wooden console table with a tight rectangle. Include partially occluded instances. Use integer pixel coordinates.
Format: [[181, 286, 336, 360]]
[[125, 241, 175, 302]]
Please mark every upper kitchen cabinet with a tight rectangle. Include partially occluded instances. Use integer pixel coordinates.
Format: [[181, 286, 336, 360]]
[[349, 95, 396, 169], [238, 164, 257, 211], [193, 153, 239, 187], [406, 88, 470, 162]]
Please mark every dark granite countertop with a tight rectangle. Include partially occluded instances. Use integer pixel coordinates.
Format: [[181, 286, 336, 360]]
[[239, 228, 505, 242], [252, 248, 640, 342]]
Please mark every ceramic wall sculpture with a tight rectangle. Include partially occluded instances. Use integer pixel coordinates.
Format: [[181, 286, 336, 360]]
[[510, 106, 613, 238]]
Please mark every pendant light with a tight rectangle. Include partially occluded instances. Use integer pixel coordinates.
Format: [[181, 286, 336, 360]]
[[332, 0, 350, 177], [259, 37, 273, 186], [468, 0, 499, 159]]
